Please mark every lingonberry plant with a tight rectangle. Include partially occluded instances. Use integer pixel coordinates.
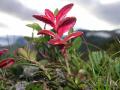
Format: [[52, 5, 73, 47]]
[[0, 49, 15, 68], [0, 3, 119, 90], [33, 3, 83, 56]]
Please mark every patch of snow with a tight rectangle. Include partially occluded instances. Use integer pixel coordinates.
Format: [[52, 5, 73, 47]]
[[86, 32, 111, 38]]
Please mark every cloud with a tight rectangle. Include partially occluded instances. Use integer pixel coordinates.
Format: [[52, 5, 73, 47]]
[[93, 3, 120, 25], [0, 0, 37, 20], [69, 0, 120, 25], [0, 23, 8, 28], [69, 0, 98, 7]]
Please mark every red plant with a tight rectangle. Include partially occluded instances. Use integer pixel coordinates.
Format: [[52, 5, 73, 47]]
[[33, 3, 83, 55], [0, 49, 8, 56], [0, 58, 15, 68], [38, 30, 83, 55], [0, 49, 15, 68], [33, 3, 76, 37]]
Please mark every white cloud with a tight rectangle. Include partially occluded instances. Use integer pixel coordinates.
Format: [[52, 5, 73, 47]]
[[0, 0, 119, 36], [99, 0, 120, 4], [0, 12, 36, 36], [18, 0, 115, 30], [67, 4, 115, 30]]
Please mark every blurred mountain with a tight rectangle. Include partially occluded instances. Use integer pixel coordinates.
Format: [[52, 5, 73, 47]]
[[0, 35, 27, 49], [77, 29, 120, 51], [0, 29, 120, 51]]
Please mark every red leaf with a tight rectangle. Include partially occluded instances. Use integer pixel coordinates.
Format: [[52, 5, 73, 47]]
[[64, 31, 83, 42], [57, 17, 76, 37], [48, 38, 66, 45], [0, 58, 15, 68], [0, 49, 8, 56], [37, 30, 57, 38], [33, 15, 55, 27], [45, 9, 55, 22], [56, 3, 73, 24]]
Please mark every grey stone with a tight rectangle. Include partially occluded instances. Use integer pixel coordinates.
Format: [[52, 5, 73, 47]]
[[15, 81, 28, 90], [23, 66, 39, 78]]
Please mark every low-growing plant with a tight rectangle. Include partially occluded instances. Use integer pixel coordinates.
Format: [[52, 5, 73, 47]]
[[1, 3, 120, 90], [18, 3, 120, 90]]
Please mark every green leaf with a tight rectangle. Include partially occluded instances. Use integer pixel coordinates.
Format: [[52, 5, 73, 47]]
[[54, 8, 59, 16], [39, 60, 48, 66], [40, 36, 50, 42], [63, 86, 73, 90], [68, 28, 74, 35], [26, 23, 42, 31], [29, 50, 37, 61], [115, 62, 120, 77], [17, 48, 28, 59], [26, 83, 43, 90], [68, 37, 82, 52]]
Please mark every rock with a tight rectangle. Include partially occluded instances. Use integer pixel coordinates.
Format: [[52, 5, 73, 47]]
[[15, 81, 28, 90], [23, 66, 39, 78]]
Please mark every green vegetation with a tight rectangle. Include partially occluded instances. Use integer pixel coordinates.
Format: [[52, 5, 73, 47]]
[[0, 3, 120, 90], [0, 37, 120, 89]]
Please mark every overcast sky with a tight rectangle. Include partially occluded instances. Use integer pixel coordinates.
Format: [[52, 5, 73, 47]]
[[0, 0, 120, 36]]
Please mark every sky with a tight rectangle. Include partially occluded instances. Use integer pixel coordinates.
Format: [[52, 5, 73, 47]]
[[0, 0, 120, 36]]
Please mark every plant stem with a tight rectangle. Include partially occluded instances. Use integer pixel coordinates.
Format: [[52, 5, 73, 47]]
[[44, 23, 46, 29], [32, 29, 34, 42], [65, 54, 71, 75]]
